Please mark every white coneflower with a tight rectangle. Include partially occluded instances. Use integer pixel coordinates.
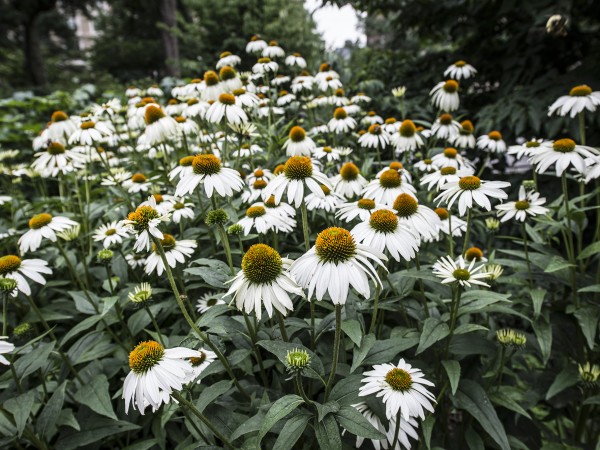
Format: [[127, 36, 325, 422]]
[[351, 92, 371, 104], [359, 124, 389, 149], [216, 51, 241, 69], [246, 35, 267, 54], [262, 40, 285, 58], [329, 88, 349, 106], [477, 131, 507, 154], [262, 156, 331, 208], [431, 113, 461, 140], [232, 88, 260, 108], [47, 111, 78, 141], [0, 255, 52, 297], [123, 340, 197, 414], [430, 80, 460, 112], [0, 337, 15, 365], [414, 158, 436, 173], [147, 85, 164, 97], [126, 253, 147, 269], [196, 292, 225, 313], [433, 255, 491, 288], [252, 57, 279, 75], [332, 162, 368, 199], [312, 146, 344, 163], [291, 73, 314, 93], [126, 86, 141, 97], [219, 65, 243, 92], [328, 107, 357, 134], [377, 161, 412, 185], [283, 126, 316, 157], [444, 60, 477, 80], [139, 104, 178, 146], [237, 204, 294, 235], [391, 86, 406, 98], [496, 186, 549, 222], [188, 348, 218, 381], [431, 147, 473, 170], [166, 198, 195, 223], [435, 175, 510, 216], [362, 111, 384, 125], [393, 193, 442, 242], [420, 166, 474, 191], [507, 138, 545, 160], [144, 234, 196, 276], [382, 117, 399, 135], [336, 198, 384, 223], [305, 184, 345, 212], [362, 169, 417, 207], [121, 196, 170, 252], [317, 74, 343, 92], [93, 221, 129, 248], [548, 85, 600, 118], [359, 358, 436, 421], [225, 244, 304, 320], [19, 214, 78, 253], [122, 172, 154, 194], [175, 154, 244, 198], [290, 227, 387, 305], [91, 99, 121, 118], [202, 70, 222, 102], [182, 98, 209, 119], [169, 156, 195, 181], [351, 209, 419, 262], [205, 93, 248, 125], [31, 141, 80, 177], [246, 167, 274, 186], [433, 207, 467, 238], [391, 119, 424, 154], [68, 120, 113, 146], [175, 116, 200, 137], [451, 120, 476, 149], [285, 52, 307, 68], [128, 282, 153, 304], [165, 98, 184, 116], [262, 195, 297, 220], [276, 90, 296, 106], [529, 138, 599, 176]]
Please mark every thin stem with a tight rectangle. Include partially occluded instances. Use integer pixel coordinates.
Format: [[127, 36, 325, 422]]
[[522, 223, 533, 290], [2, 293, 7, 336], [462, 208, 472, 256], [579, 112, 586, 145], [448, 211, 454, 258], [145, 305, 165, 347], [414, 255, 429, 319], [324, 305, 342, 401], [242, 313, 269, 386], [392, 410, 402, 450], [300, 199, 310, 251], [295, 373, 312, 405], [368, 282, 381, 335], [276, 312, 289, 342], [561, 173, 579, 307], [171, 391, 235, 450], [217, 225, 234, 275]]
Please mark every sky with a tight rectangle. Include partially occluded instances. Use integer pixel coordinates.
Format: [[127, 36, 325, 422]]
[[304, 0, 366, 50]]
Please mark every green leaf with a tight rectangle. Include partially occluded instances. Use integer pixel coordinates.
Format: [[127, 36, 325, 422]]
[[272, 413, 310, 450], [315, 401, 340, 422], [422, 415, 435, 450], [573, 306, 599, 350], [4, 391, 35, 437], [315, 415, 341, 450], [195, 380, 232, 412], [453, 324, 488, 335], [36, 381, 67, 439], [257, 395, 304, 443], [335, 406, 386, 440], [184, 265, 229, 288], [546, 365, 579, 400], [416, 318, 449, 354], [230, 412, 265, 441], [14, 341, 55, 378], [350, 333, 376, 373], [454, 380, 510, 450], [489, 387, 531, 419], [442, 360, 461, 395], [74, 374, 117, 420], [361, 333, 419, 366], [329, 374, 362, 406], [578, 284, 600, 293], [578, 240, 600, 259], [56, 409, 80, 432], [530, 289, 546, 319], [532, 318, 552, 364], [61, 315, 102, 346], [544, 256, 574, 273], [341, 319, 363, 346], [57, 417, 140, 450], [465, 425, 485, 450]]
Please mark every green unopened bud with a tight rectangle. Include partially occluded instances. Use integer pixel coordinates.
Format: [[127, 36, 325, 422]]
[[0, 278, 17, 293], [228, 224, 244, 235], [496, 328, 526, 349], [205, 209, 229, 226], [522, 180, 536, 191], [485, 218, 500, 231], [484, 264, 503, 281], [286, 348, 310, 372], [128, 282, 152, 304], [57, 224, 80, 241], [97, 249, 114, 263], [13, 322, 32, 338], [579, 362, 600, 386]]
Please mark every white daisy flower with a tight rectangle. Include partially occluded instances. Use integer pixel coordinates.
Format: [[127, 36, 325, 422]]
[[351, 92, 371, 104], [362, 169, 417, 207], [431, 114, 461, 140], [19, 214, 78, 253], [252, 57, 279, 74], [246, 35, 267, 53], [125, 86, 141, 97], [548, 84, 600, 118], [328, 108, 357, 134], [507, 138, 545, 160], [291, 74, 314, 93], [496, 186, 549, 222], [205, 93, 248, 125], [0, 337, 15, 365], [290, 227, 387, 305], [175, 115, 200, 137], [305, 185, 345, 212], [450, 120, 476, 149], [351, 209, 419, 262], [126, 253, 147, 269], [432, 255, 491, 288], [431, 147, 473, 170], [414, 158, 436, 173], [202, 71, 223, 102], [463, 247, 488, 264], [236, 204, 294, 235], [332, 162, 368, 199], [529, 138, 599, 176], [122, 172, 154, 193], [435, 175, 510, 216], [375, 162, 412, 184], [121, 196, 171, 253], [46, 111, 77, 142], [147, 85, 164, 97], [123, 340, 198, 414], [182, 98, 209, 119], [433, 207, 467, 238], [232, 88, 260, 108], [261, 156, 331, 208], [312, 146, 344, 163], [392, 194, 442, 242], [31, 141, 80, 177], [477, 131, 507, 154], [188, 348, 218, 381], [216, 51, 241, 69], [359, 358, 436, 421], [0, 255, 52, 297], [138, 104, 178, 146], [329, 89, 349, 106], [276, 90, 296, 106], [167, 198, 195, 223], [285, 52, 307, 68], [382, 118, 400, 135], [68, 120, 113, 146], [444, 60, 477, 80], [225, 244, 304, 320], [283, 126, 316, 157], [359, 124, 389, 149], [144, 234, 196, 276], [420, 166, 474, 191], [196, 292, 226, 314], [262, 40, 285, 58], [175, 154, 244, 198], [391, 120, 424, 154], [430, 80, 460, 112], [93, 221, 129, 248], [336, 198, 384, 223], [169, 156, 195, 181], [361, 111, 383, 126]]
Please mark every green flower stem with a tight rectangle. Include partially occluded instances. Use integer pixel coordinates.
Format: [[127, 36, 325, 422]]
[[276, 311, 289, 342], [171, 391, 235, 449], [152, 236, 250, 400], [2, 292, 7, 336], [105, 265, 135, 344], [324, 305, 343, 401], [300, 199, 310, 251], [522, 223, 533, 290], [145, 304, 165, 347], [242, 313, 269, 386], [368, 281, 381, 335], [561, 173, 579, 307], [414, 254, 430, 319], [476, 155, 489, 178], [443, 285, 462, 360], [462, 208, 472, 256], [217, 225, 234, 275], [579, 112, 586, 145], [391, 409, 402, 450], [295, 373, 313, 405], [448, 210, 454, 258]]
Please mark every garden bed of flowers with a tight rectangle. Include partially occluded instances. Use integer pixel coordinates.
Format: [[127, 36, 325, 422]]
[[0, 36, 599, 449]]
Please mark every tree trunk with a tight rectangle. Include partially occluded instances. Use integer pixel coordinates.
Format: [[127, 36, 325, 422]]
[[159, 0, 181, 78], [23, 13, 47, 86]]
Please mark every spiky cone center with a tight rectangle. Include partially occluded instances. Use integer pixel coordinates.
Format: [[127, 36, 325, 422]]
[[289, 126, 307, 142], [80, 121, 96, 130], [435, 207, 449, 220], [443, 147, 458, 158], [152, 233, 176, 252], [274, 164, 285, 176], [129, 340, 164, 373], [399, 119, 416, 137], [389, 162, 403, 171], [246, 206, 266, 218], [51, 111, 68, 122], [368, 124, 382, 135], [250, 35, 260, 41], [515, 200, 530, 210], [190, 351, 207, 366], [128, 206, 159, 232], [369, 209, 398, 233], [569, 85, 592, 97], [233, 88, 246, 97], [242, 244, 282, 284], [254, 169, 265, 178], [488, 131, 502, 141], [219, 93, 235, 106], [264, 196, 278, 208], [333, 107, 348, 120], [424, 159, 433, 165], [168, 98, 178, 105], [340, 162, 359, 181], [453, 268, 471, 281], [439, 114, 453, 125], [458, 176, 481, 190], [357, 198, 375, 210], [173, 202, 185, 210], [279, 90, 289, 97], [464, 247, 484, 261], [284, 156, 312, 180], [29, 213, 53, 229], [315, 227, 356, 264], [105, 228, 117, 236], [204, 71, 219, 86], [322, 146, 333, 153], [193, 154, 222, 175], [175, 116, 187, 123], [47, 142, 65, 155], [393, 193, 418, 217], [258, 57, 271, 64], [334, 88, 345, 97], [219, 66, 236, 81], [455, 60, 466, 67], [367, 111, 376, 117], [320, 184, 331, 195], [460, 120, 474, 134], [319, 62, 330, 72], [180, 156, 195, 167], [187, 98, 199, 106], [385, 368, 413, 391], [268, 40, 279, 46], [0, 255, 21, 275], [144, 105, 166, 125], [253, 179, 268, 190], [440, 167, 457, 176], [379, 169, 401, 188], [385, 118, 397, 125], [131, 173, 147, 183], [525, 140, 540, 148], [443, 80, 459, 93], [553, 138, 576, 153], [286, 349, 310, 371]]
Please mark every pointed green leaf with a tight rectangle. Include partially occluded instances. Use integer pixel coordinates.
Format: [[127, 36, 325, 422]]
[[273, 413, 310, 450], [335, 406, 386, 440], [74, 374, 117, 420], [442, 360, 461, 395], [416, 318, 449, 354], [4, 391, 35, 437], [36, 380, 67, 439], [341, 319, 363, 346], [258, 394, 304, 443]]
